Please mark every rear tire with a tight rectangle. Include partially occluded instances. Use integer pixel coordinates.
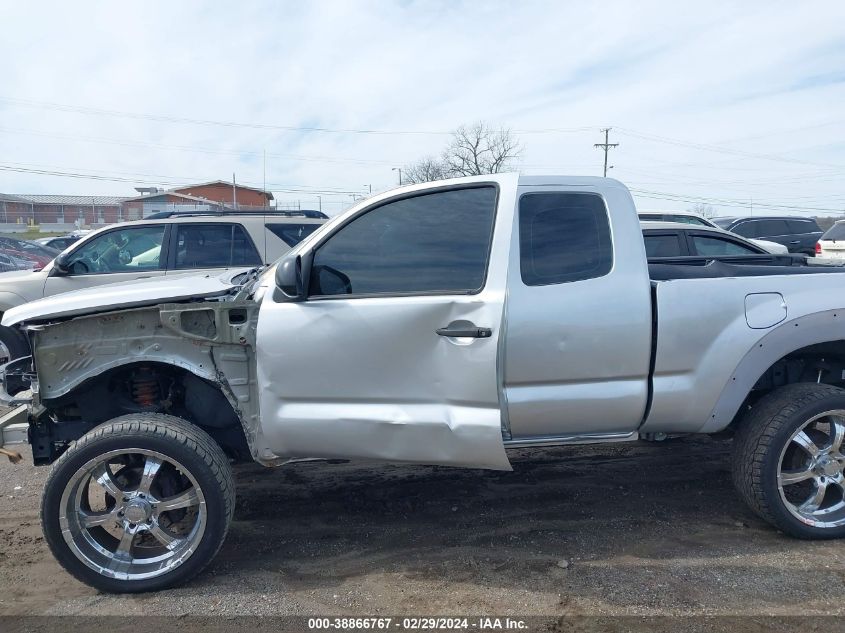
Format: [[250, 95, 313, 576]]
[[41, 414, 235, 593], [732, 383, 845, 539]]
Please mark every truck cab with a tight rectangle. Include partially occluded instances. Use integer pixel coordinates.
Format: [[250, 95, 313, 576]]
[[260, 175, 652, 468]]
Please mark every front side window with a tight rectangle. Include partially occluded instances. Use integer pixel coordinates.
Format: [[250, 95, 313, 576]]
[[65, 226, 166, 275], [691, 235, 759, 256], [174, 224, 261, 269], [309, 186, 497, 296], [519, 192, 612, 286]]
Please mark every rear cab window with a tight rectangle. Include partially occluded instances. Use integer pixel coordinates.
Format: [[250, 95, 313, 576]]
[[519, 192, 612, 285]]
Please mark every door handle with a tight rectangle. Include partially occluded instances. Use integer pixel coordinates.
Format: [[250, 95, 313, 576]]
[[789, 240, 800, 244], [436, 325, 492, 338]]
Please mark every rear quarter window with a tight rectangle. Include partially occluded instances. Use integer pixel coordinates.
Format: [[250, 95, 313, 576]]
[[266, 223, 321, 247], [787, 219, 821, 234]]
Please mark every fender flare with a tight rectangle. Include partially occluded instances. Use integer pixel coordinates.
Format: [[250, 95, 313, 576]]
[[702, 309, 845, 433]]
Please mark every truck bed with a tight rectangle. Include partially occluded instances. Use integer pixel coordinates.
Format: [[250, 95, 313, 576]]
[[649, 257, 845, 280], [643, 260, 845, 435]]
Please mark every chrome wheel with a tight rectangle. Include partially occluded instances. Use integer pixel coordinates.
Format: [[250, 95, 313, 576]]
[[59, 448, 207, 581], [0, 339, 10, 365], [778, 410, 845, 528]]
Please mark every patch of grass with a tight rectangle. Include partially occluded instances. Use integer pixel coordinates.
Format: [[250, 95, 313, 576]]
[[0, 231, 65, 241]]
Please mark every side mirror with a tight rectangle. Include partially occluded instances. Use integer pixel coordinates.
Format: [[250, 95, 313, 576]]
[[52, 253, 70, 275], [275, 254, 306, 301]]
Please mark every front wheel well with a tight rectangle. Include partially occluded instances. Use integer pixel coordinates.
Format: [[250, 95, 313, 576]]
[[33, 361, 251, 465]]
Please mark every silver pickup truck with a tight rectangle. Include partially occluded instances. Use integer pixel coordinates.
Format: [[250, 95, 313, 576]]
[[3, 174, 845, 593]]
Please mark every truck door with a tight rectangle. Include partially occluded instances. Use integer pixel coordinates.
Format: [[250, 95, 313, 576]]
[[255, 177, 518, 470], [503, 182, 653, 440]]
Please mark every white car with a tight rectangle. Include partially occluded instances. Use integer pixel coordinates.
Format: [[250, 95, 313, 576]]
[[816, 221, 845, 259], [637, 211, 789, 254]]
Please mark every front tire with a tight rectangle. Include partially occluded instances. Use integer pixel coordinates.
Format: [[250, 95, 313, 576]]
[[733, 383, 845, 538], [0, 324, 29, 363], [41, 414, 235, 593]]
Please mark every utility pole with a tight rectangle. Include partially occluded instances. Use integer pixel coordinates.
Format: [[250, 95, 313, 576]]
[[232, 172, 238, 210], [594, 128, 619, 177], [317, 195, 322, 214], [392, 167, 403, 186]]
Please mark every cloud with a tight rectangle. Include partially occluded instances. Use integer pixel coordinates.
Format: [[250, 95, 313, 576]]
[[0, 0, 843, 216]]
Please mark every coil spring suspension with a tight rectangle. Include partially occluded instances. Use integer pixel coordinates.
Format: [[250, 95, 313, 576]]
[[131, 367, 160, 407]]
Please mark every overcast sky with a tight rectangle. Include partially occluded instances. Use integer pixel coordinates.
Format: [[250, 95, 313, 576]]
[[1, 1, 843, 216]]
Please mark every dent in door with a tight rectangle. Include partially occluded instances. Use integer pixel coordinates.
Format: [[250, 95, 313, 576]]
[[257, 298, 512, 471]]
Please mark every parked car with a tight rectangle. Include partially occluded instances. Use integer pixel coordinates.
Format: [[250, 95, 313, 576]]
[[0, 211, 327, 362], [0, 252, 39, 273], [641, 221, 793, 259], [5, 174, 845, 592], [35, 235, 83, 251], [0, 237, 60, 269], [816, 221, 845, 259], [712, 216, 822, 255], [638, 211, 788, 254]]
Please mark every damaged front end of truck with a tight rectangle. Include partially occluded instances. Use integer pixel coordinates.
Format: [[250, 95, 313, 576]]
[[0, 269, 276, 467]]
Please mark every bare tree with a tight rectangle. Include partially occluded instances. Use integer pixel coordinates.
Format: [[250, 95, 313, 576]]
[[442, 122, 522, 177], [402, 156, 451, 185], [402, 122, 522, 184], [688, 203, 716, 218]]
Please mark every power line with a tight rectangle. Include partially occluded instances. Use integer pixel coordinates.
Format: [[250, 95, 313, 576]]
[[0, 96, 603, 137], [0, 163, 365, 196], [0, 97, 450, 136], [616, 127, 845, 172], [628, 187, 845, 214], [593, 128, 618, 177], [0, 126, 400, 166]]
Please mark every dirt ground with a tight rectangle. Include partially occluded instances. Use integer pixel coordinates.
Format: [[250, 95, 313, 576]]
[[1, 435, 844, 620]]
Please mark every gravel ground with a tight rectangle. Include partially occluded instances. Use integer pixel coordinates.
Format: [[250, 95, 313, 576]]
[[1, 434, 844, 619]]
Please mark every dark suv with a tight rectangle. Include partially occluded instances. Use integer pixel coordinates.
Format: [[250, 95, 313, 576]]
[[712, 216, 822, 255]]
